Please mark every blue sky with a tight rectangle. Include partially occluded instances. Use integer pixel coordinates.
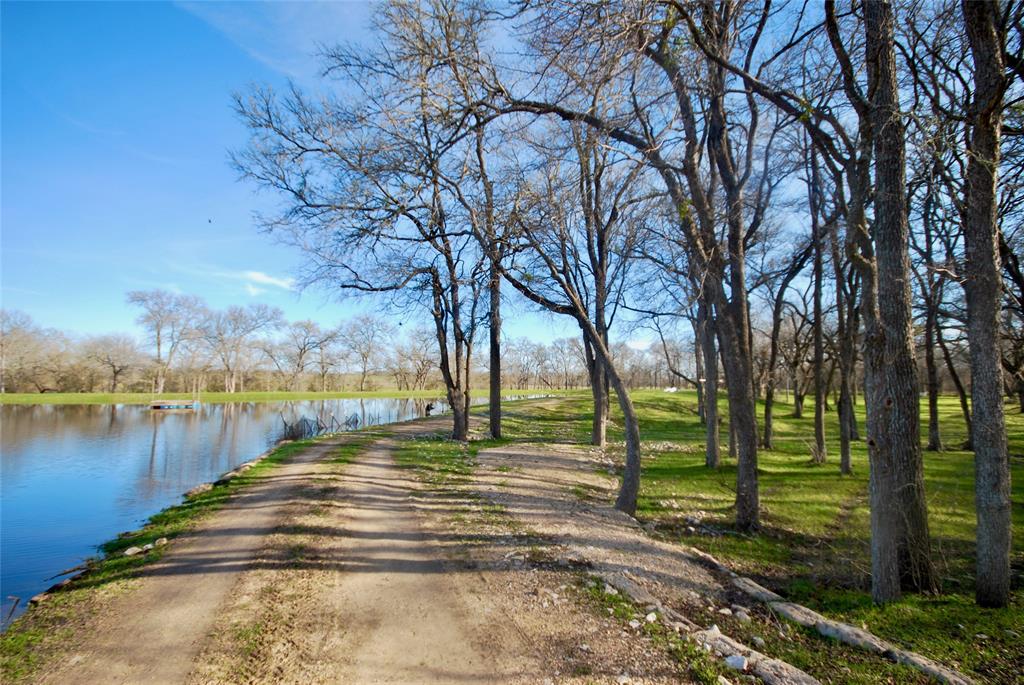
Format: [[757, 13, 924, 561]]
[[1, 1, 576, 343]]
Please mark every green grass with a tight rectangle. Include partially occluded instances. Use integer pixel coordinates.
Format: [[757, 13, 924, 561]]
[[0, 433, 370, 683], [486, 390, 1023, 684], [0, 388, 569, 405]]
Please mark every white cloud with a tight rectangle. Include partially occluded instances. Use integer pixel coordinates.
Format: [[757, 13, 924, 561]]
[[244, 283, 266, 296], [242, 270, 295, 290]]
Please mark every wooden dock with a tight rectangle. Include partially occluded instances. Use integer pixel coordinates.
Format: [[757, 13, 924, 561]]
[[149, 399, 200, 411]]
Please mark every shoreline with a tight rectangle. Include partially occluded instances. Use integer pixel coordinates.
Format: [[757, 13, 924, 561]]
[[0, 388, 572, 406]]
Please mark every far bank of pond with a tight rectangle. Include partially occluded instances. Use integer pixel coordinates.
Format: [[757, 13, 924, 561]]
[[0, 388, 570, 405]]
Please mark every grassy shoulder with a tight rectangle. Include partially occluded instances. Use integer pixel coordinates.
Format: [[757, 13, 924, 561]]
[[0, 432, 377, 683], [485, 390, 1023, 684]]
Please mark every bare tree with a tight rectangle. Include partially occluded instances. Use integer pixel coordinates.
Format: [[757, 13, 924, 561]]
[[262, 319, 331, 391], [341, 315, 395, 392], [233, 5, 488, 439], [495, 121, 650, 514], [83, 334, 144, 392], [127, 289, 201, 394], [200, 304, 283, 392]]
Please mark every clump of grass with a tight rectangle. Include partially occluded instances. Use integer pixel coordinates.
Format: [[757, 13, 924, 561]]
[[331, 431, 381, 464]]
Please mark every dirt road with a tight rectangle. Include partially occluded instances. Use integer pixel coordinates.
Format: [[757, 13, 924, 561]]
[[36, 419, 554, 684]]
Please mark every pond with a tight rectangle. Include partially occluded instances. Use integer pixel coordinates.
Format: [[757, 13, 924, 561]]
[[0, 396, 469, 626]]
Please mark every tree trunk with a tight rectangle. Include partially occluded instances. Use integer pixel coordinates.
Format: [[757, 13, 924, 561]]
[[728, 414, 737, 461], [838, 375, 854, 474], [713, 290, 759, 529], [451, 389, 468, 442], [700, 300, 720, 468], [584, 335, 608, 447], [923, 161, 944, 452], [488, 264, 502, 438], [591, 357, 608, 447], [962, 0, 1011, 608], [583, 323, 641, 515], [694, 314, 706, 425], [864, 0, 936, 602], [810, 150, 827, 464], [792, 384, 804, 418], [847, 304, 862, 443], [607, 363, 642, 515], [924, 310, 943, 451]]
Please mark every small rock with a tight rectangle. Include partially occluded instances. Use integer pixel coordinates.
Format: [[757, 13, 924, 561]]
[[617, 675, 631, 685], [123, 546, 143, 557], [717, 607, 733, 616], [707, 624, 722, 636], [975, 633, 989, 640], [735, 610, 751, 623], [628, 619, 642, 629], [579, 643, 590, 652], [604, 585, 619, 596], [751, 636, 766, 649], [185, 483, 213, 498], [155, 537, 168, 547], [724, 654, 748, 671], [717, 677, 732, 685], [1005, 629, 1020, 639], [141, 543, 154, 552], [645, 612, 657, 623]]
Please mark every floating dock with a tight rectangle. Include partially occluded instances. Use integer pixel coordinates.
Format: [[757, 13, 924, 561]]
[[149, 399, 200, 410]]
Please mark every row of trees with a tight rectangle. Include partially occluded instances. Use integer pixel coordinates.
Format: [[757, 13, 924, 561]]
[[232, 0, 1018, 607], [1, 299, 429, 394], [1, 299, 696, 394]]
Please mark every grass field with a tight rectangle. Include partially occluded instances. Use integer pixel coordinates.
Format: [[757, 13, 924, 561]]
[[0, 388, 566, 405], [484, 391, 1023, 684]]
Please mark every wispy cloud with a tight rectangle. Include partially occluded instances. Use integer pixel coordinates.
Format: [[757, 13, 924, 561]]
[[163, 260, 297, 297], [242, 270, 295, 290], [175, 1, 372, 85]]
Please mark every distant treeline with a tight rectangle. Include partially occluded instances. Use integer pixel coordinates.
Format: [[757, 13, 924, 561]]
[[0, 291, 684, 396]]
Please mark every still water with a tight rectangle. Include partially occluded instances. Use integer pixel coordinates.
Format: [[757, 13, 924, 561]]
[[0, 397, 464, 625]]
